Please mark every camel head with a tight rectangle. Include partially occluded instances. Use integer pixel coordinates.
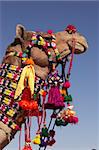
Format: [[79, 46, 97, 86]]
[[4, 24, 88, 80]]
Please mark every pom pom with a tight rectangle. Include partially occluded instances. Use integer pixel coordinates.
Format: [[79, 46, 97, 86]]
[[29, 101, 38, 110], [39, 139, 47, 147], [25, 57, 34, 65], [22, 142, 32, 150], [32, 134, 41, 145], [22, 146, 32, 150], [72, 116, 79, 124], [63, 81, 71, 88], [49, 130, 55, 137], [19, 100, 38, 111], [47, 30, 53, 35], [67, 104, 74, 110], [65, 25, 77, 34], [47, 139, 56, 146]]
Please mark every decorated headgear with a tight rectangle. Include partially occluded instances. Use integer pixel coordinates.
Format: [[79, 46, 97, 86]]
[[65, 24, 77, 34]]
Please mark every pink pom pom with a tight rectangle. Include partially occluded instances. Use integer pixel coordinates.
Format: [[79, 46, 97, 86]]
[[47, 30, 53, 35], [73, 116, 79, 124], [68, 116, 74, 123], [68, 116, 79, 124], [63, 81, 71, 88], [65, 25, 77, 33]]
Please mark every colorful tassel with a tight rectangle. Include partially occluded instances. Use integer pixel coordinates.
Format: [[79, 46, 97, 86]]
[[41, 125, 48, 137], [32, 134, 41, 145]]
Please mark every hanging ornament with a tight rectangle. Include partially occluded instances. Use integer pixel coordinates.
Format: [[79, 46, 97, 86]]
[[32, 134, 41, 145], [39, 138, 47, 147], [41, 124, 48, 137], [56, 104, 79, 125], [46, 130, 56, 146], [49, 130, 55, 138], [45, 69, 65, 109], [47, 138, 56, 146], [64, 95, 72, 102], [22, 141, 32, 150], [65, 24, 77, 34], [63, 80, 71, 88], [18, 87, 38, 111]]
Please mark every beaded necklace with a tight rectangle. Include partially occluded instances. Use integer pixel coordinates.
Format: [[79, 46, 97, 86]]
[[5, 31, 61, 64]]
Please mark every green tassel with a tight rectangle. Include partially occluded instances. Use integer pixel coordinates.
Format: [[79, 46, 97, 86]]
[[64, 95, 72, 102], [55, 119, 62, 126], [41, 127, 48, 137], [34, 93, 37, 100]]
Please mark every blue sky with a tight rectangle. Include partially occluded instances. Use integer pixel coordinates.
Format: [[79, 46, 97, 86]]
[[0, 1, 99, 150]]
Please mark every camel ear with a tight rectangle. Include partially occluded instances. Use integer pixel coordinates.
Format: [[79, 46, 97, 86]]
[[16, 24, 25, 39]]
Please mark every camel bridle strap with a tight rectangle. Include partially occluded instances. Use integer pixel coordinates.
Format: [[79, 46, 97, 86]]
[[4, 32, 62, 65]]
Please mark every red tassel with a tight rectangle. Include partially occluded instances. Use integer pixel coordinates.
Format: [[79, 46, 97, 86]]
[[22, 145, 32, 150], [18, 87, 38, 111], [21, 87, 31, 101]]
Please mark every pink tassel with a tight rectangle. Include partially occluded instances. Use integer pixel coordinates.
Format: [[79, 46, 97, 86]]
[[45, 86, 65, 109]]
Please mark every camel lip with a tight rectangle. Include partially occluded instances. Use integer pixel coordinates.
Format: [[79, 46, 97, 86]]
[[68, 41, 88, 54], [74, 42, 88, 54]]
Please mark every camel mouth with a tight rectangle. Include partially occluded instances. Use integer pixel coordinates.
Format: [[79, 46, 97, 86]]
[[67, 41, 88, 54], [74, 42, 88, 54]]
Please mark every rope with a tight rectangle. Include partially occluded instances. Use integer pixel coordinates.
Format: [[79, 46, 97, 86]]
[[37, 95, 46, 134], [43, 37, 76, 150], [67, 38, 76, 77], [19, 127, 22, 150]]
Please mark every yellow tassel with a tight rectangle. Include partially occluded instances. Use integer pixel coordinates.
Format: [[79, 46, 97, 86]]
[[32, 134, 41, 145], [14, 65, 35, 99]]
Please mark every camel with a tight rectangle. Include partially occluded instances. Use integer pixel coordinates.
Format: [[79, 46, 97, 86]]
[[0, 24, 88, 150]]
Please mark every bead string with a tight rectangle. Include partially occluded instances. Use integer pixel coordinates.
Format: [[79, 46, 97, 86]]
[[31, 33, 61, 62], [0, 86, 15, 98], [4, 32, 61, 63], [0, 94, 13, 105], [0, 69, 21, 82], [0, 77, 17, 90], [0, 63, 22, 73], [0, 113, 20, 130], [0, 103, 18, 118]]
